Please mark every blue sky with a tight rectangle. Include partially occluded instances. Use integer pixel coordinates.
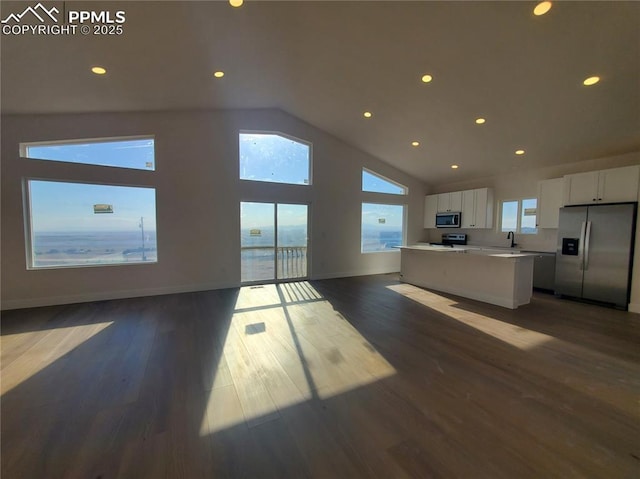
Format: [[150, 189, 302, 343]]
[[27, 138, 155, 170], [362, 170, 406, 195], [501, 198, 537, 233], [29, 180, 156, 232], [240, 202, 308, 230], [239, 133, 310, 185], [26, 139, 156, 232], [362, 203, 404, 229]]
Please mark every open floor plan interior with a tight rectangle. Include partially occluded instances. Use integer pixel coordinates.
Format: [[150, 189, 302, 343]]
[[1, 1, 639, 477]]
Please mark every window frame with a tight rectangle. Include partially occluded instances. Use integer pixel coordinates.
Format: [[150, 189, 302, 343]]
[[239, 130, 313, 186], [499, 197, 538, 235], [360, 202, 407, 254], [362, 167, 408, 195], [20, 134, 156, 171], [23, 178, 159, 270], [20, 134, 159, 271]]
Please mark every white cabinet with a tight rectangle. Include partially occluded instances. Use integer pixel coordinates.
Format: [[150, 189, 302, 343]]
[[437, 191, 462, 212], [424, 195, 438, 228], [461, 188, 493, 229], [425, 188, 493, 229], [537, 178, 563, 228], [564, 165, 640, 206], [598, 166, 640, 203]]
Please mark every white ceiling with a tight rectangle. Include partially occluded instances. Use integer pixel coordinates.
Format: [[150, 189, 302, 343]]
[[2, 1, 639, 185]]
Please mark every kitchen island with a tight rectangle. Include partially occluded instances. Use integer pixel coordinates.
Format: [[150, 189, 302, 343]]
[[399, 245, 535, 309]]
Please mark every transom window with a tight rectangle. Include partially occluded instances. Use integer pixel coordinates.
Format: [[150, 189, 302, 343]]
[[362, 169, 407, 195], [21, 136, 155, 171], [239, 132, 311, 185], [501, 198, 538, 234]]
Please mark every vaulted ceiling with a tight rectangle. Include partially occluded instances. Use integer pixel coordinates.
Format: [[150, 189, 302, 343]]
[[2, 1, 639, 185]]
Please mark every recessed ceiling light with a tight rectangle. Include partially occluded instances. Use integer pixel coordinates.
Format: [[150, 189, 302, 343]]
[[91, 66, 107, 75], [515, 149, 525, 155], [583, 76, 600, 86], [475, 118, 486, 124], [411, 141, 420, 147], [229, 0, 243, 7], [451, 164, 459, 169], [363, 111, 372, 118], [533, 1, 552, 16], [213, 71, 225, 78], [421, 74, 433, 83]]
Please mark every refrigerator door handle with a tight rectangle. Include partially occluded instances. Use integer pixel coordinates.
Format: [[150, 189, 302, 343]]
[[584, 220, 592, 270], [578, 221, 587, 270]]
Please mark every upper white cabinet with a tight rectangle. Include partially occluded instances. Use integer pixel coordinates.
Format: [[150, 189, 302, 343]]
[[537, 178, 564, 228], [564, 165, 640, 206], [424, 194, 438, 228], [425, 188, 493, 229], [461, 188, 493, 229], [437, 191, 462, 212]]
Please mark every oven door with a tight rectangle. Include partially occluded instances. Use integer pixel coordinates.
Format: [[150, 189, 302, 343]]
[[436, 212, 461, 228]]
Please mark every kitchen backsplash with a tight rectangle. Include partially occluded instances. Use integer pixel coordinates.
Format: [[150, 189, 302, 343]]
[[423, 228, 559, 252]]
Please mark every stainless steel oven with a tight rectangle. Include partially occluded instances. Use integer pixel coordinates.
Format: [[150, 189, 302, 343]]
[[435, 212, 461, 228]]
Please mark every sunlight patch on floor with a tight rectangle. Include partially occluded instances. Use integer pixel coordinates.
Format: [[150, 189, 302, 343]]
[[387, 283, 554, 351], [200, 282, 396, 436], [1, 321, 114, 395]]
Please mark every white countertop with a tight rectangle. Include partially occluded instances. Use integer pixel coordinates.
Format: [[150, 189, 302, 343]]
[[400, 245, 535, 258]]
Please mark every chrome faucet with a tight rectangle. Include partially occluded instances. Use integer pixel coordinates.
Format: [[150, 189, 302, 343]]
[[507, 231, 516, 248]]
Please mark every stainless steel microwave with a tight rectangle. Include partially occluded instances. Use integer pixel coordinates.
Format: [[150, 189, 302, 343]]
[[435, 212, 461, 228]]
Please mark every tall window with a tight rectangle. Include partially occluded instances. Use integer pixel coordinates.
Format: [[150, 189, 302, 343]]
[[21, 136, 158, 269], [239, 132, 311, 185], [501, 198, 537, 234]]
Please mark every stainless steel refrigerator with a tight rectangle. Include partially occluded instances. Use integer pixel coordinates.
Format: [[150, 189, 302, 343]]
[[555, 203, 636, 309]]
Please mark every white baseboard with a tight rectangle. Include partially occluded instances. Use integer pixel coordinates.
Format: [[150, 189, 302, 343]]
[[312, 269, 400, 281], [2, 269, 402, 311], [1, 280, 238, 311], [628, 302, 640, 314]]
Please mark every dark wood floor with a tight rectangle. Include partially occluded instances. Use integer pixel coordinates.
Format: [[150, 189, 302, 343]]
[[2, 274, 639, 478]]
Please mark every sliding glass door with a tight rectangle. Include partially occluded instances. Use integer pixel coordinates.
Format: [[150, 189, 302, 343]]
[[240, 202, 308, 283]]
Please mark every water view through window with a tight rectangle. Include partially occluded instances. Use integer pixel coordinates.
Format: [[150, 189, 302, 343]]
[[241, 202, 308, 282], [27, 180, 157, 268], [361, 203, 404, 252]]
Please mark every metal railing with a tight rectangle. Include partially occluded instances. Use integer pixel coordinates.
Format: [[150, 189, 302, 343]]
[[241, 246, 308, 282]]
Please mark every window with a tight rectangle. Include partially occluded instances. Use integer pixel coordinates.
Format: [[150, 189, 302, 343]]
[[501, 198, 537, 234], [239, 132, 311, 185], [22, 136, 155, 171], [362, 169, 407, 195], [26, 180, 157, 269], [361, 203, 405, 253], [21, 135, 158, 269]]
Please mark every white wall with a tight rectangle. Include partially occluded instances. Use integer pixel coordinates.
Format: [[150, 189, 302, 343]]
[[1, 109, 426, 309], [422, 151, 640, 311]]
